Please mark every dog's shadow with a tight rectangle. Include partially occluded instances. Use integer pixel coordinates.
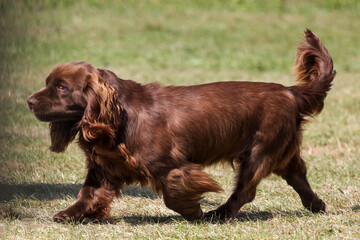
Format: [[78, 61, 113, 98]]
[[84, 210, 310, 225], [0, 183, 82, 201], [0, 183, 157, 201]]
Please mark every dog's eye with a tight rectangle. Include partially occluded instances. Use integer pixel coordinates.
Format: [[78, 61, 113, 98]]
[[56, 85, 68, 91]]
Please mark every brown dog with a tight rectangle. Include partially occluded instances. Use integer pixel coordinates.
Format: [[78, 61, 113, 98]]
[[27, 29, 335, 221]]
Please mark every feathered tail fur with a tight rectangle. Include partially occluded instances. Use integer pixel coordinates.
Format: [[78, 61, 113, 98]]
[[290, 29, 336, 116]]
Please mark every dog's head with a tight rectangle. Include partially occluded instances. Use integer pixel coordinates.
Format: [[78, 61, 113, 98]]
[[27, 62, 123, 152]]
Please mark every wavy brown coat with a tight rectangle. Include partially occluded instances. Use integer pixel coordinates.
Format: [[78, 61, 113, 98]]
[[27, 29, 336, 221]]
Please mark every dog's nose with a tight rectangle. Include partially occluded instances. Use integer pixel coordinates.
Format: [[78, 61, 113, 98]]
[[27, 97, 37, 110]]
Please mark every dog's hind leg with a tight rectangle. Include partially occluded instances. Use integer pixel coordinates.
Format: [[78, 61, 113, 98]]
[[204, 142, 274, 221], [162, 164, 222, 221], [276, 153, 326, 213], [205, 161, 270, 220]]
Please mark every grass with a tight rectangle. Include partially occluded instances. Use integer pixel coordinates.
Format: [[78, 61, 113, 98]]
[[0, 0, 359, 239]]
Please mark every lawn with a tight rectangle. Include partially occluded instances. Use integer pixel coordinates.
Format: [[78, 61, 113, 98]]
[[0, 0, 359, 239]]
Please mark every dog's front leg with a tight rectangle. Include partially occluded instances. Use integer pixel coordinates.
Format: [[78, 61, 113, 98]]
[[53, 167, 116, 222]]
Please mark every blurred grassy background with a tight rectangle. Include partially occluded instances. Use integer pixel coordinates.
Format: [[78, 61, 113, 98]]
[[0, 0, 359, 239]]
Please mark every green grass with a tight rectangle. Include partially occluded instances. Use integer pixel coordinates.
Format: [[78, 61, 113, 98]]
[[1, 0, 359, 239]]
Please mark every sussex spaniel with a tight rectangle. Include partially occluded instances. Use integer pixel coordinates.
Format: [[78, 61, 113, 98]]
[[27, 29, 335, 221]]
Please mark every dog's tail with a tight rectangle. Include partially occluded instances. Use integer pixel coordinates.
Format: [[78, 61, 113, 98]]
[[289, 29, 336, 117]]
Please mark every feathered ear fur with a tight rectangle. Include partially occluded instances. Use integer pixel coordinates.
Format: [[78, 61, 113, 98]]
[[79, 70, 123, 149], [49, 121, 79, 152]]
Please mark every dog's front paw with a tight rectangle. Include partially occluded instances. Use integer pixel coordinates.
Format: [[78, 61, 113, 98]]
[[204, 210, 226, 222], [204, 205, 235, 222], [53, 210, 72, 222], [309, 197, 326, 213], [53, 207, 84, 223]]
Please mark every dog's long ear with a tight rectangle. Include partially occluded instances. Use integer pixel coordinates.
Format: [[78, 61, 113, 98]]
[[49, 121, 79, 152], [79, 70, 123, 149]]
